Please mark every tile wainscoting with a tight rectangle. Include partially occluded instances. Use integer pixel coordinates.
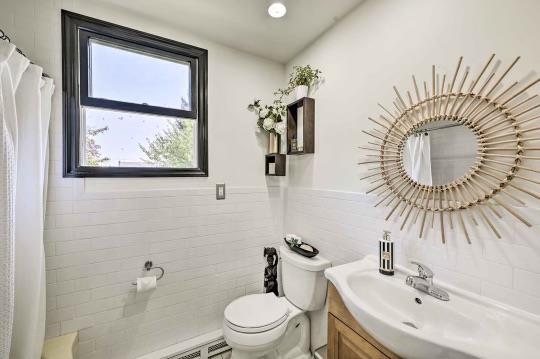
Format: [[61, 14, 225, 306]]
[[285, 187, 540, 315], [44, 184, 283, 359]]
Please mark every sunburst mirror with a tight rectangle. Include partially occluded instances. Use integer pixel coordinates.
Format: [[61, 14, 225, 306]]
[[359, 55, 540, 243]]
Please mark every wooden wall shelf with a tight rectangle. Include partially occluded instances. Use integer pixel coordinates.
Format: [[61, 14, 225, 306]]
[[265, 154, 286, 176], [287, 97, 315, 155]]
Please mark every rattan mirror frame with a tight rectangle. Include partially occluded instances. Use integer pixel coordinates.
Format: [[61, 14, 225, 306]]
[[360, 55, 540, 243]]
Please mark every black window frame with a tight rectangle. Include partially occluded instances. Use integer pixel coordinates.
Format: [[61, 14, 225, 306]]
[[62, 10, 208, 177]]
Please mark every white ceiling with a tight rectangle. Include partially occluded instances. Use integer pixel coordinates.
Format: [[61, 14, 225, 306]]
[[93, 0, 363, 63]]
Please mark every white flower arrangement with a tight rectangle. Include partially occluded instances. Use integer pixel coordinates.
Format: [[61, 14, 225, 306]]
[[274, 121, 286, 135], [262, 117, 275, 131], [247, 88, 288, 135]]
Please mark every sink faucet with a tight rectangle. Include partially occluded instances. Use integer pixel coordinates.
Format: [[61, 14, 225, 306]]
[[405, 261, 449, 301]]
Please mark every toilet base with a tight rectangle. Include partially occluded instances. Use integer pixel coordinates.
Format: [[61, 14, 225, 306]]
[[229, 313, 311, 359], [231, 349, 311, 359]]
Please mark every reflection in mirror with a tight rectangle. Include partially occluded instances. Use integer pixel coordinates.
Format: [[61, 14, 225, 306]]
[[403, 121, 478, 186]]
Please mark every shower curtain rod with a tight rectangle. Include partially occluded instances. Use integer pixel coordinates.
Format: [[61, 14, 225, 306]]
[[413, 122, 462, 135], [0, 28, 51, 78]]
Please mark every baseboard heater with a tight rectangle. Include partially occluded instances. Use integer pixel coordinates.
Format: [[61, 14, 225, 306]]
[[136, 330, 230, 359], [164, 338, 230, 359]]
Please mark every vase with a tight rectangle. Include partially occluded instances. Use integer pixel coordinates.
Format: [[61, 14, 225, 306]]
[[268, 132, 281, 154], [295, 85, 309, 100]]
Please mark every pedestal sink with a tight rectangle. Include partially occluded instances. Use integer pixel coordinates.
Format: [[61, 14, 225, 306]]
[[325, 255, 540, 359]]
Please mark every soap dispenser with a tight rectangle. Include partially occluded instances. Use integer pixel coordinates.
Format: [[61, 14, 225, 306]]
[[379, 230, 394, 276]]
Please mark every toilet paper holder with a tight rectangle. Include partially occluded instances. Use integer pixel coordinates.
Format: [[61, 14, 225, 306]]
[[131, 260, 165, 285]]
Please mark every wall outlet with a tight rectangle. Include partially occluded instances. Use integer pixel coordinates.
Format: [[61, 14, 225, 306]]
[[216, 183, 226, 200]]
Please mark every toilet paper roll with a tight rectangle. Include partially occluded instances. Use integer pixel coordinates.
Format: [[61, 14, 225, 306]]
[[136, 276, 157, 293]]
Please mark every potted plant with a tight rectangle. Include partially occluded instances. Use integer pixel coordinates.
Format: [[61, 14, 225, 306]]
[[288, 65, 322, 100], [248, 89, 288, 154]]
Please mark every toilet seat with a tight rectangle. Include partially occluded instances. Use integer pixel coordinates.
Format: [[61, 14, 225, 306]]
[[224, 293, 289, 334]]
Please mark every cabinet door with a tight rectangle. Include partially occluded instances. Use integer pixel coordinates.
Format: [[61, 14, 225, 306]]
[[328, 315, 389, 359]]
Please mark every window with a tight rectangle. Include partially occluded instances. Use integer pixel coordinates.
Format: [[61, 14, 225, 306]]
[[62, 11, 208, 177]]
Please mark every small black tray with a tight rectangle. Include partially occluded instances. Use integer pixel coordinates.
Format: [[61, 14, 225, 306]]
[[284, 238, 319, 258]]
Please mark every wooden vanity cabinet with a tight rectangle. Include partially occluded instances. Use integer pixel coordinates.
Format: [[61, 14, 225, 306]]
[[327, 284, 400, 359]]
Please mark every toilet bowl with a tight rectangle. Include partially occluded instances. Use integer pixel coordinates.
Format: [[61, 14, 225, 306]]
[[223, 294, 310, 359], [223, 245, 331, 359]]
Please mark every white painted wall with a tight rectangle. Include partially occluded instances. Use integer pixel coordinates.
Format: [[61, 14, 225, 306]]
[[285, 0, 540, 315], [286, 0, 540, 191], [5, 0, 540, 356], [2, 1, 285, 358], [2, 0, 286, 191]]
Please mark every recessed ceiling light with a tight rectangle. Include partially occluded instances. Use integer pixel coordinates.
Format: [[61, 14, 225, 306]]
[[268, 2, 287, 18]]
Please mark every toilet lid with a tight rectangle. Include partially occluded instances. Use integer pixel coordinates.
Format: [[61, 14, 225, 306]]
[[224, 293, 289, 333]]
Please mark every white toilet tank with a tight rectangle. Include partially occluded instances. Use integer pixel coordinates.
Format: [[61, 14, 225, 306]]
[[280, 245, 331, 311]]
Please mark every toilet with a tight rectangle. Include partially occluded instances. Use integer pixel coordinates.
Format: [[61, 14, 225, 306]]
[[223, 245, 331, 359]]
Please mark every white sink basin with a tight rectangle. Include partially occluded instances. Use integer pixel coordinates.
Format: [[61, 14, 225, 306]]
[[325, 255, 540, 359]]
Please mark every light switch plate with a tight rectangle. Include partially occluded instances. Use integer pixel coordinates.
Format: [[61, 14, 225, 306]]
[[216, 183, 226, 200]]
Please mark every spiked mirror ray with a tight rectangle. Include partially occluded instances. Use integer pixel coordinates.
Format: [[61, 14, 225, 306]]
[[359, 55, 540, 243]]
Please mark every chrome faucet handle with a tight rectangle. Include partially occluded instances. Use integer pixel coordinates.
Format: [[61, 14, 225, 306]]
[[410, 261, 433, 280]]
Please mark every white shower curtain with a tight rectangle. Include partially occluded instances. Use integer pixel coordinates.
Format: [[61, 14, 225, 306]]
[[0, 39, 54, 359], [0, 39, 28, 359], [405, 134, 432, 185]]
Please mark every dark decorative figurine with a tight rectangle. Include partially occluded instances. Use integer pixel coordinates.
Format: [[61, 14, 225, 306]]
[[263, 247, 279, 296]]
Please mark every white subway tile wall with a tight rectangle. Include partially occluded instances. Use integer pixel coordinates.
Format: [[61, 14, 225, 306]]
[[44, 186, 282, 358], [285, 188, 540, 316]]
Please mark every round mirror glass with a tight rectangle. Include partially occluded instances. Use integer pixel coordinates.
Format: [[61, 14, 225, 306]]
[[402, 120, 478, 186]]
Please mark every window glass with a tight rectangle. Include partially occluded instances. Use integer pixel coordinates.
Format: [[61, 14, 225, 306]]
[[89, 39, 192, 110], [81, 107, 197, 168]]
